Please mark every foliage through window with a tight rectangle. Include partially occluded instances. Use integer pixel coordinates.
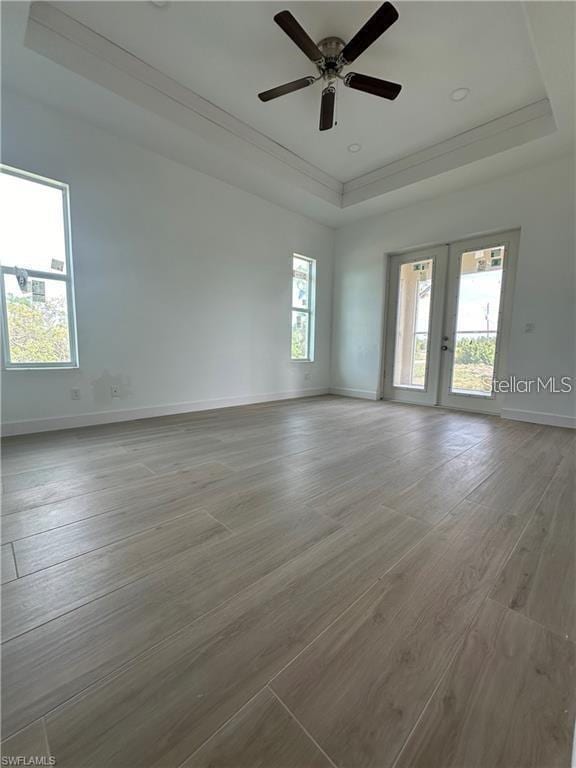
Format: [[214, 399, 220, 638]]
[[0, 167, 78, 368], [291, 255, 315, 361]]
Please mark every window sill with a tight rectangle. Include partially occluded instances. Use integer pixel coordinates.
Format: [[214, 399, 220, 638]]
[[4, 365, 80, 371]]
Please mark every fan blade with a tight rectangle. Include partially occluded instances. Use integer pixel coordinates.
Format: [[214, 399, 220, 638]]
[[258, 77, 316, 102], [274, 11, 324, 63], [341, 2, 399, 64], [344, 72, 402, 100], [319, 85, 336, 131]]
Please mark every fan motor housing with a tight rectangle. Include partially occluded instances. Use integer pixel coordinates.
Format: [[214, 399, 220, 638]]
[[317, 36, 346, 77]]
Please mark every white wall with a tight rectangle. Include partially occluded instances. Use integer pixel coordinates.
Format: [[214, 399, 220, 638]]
[[3, 93, 574, 433], [1, 92, 335, 432], [331, 156, 576, 426]]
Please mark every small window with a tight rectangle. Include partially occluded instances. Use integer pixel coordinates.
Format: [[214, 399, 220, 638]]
[[1, 166, 78, 369], [291, 254, 315, 361]]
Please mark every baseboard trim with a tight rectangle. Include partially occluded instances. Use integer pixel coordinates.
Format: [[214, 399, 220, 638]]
[[7, 393, 572, 436], [2, 388, 330, 436], [329, 387, 379, 400], [501, 407, 576, 429]]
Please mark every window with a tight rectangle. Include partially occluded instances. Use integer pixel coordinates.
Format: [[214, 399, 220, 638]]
[[1, 166, 78, 369], [291, 254, 315, 361]]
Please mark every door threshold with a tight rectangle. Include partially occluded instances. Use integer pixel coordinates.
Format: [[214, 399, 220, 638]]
[[381, 396, 502, 419]]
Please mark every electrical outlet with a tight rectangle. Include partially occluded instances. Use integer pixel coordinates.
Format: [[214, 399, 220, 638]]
[[304, 372, 311, 381], [110, 385, 121, 398], [524, 322, 535, 334], [71, 388, 81, 400]]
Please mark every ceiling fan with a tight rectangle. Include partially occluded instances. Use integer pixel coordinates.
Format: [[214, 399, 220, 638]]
[[258, 2, 402, 131]]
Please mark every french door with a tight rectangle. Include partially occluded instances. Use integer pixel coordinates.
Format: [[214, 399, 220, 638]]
[[383, 231, 519, 415]]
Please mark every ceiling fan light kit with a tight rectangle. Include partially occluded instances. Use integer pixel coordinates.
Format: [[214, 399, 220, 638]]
[[258, 2, 402, 132]]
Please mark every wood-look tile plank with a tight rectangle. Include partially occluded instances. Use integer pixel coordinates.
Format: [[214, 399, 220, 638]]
[[0, 719, 51, 762], [490, 457, 575, 640], [466, 460, 553, 512], [115, 431, 222, 453], [2, 510, 229, 641], [297, 445, 454, 509], [182, 688, 333, 768], [1, 543, 17, 584], [374, 422, 484, 459], [200, 481, 306, 532], [2, 510, 340, 737], [44, 510, 428, 768], [12, 494, 210, 575], [137, 442, 230, 475], [2, 430, 77, 452], [308, 484, 397, 527], [270, 499, 533, 768], [170, 459, 308, 532], [69, 420, 194, 443], [1, 462, 234, 541], [213, 437, 321, 472], [395, 599, 576, 768], [2, 451, 164, 494], [1, 443, 130, 475], [308, 441, 460, 509], [466, 420, 542, 459], [1, 463, 155, 515], [51, 417, 196, 439], [386, 449, 503, 524], [515, 425, 576, 470]]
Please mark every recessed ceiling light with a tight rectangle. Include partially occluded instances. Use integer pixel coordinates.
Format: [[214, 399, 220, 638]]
[[348, 143, 362, 153], [450, 87, 470, 102]]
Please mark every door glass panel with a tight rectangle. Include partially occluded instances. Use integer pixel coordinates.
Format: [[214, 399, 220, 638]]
[[451, 246, 505, 396], [393, 259, 433, 389]]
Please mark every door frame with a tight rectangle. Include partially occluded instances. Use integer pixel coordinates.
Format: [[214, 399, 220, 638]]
[[381, 229, 520, 414]]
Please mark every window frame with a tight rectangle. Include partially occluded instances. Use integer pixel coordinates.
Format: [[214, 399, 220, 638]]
[[1, 165, 79, 370], [290, 253, 316, 363]]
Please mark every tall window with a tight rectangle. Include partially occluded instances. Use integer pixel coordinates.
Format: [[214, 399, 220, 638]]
[[0, 167, 78, 369], [291, 254, 315, 361]]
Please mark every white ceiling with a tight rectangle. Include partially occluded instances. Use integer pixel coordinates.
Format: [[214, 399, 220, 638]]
[[2, 2, 574, 225], [49, 1, 546, 182]]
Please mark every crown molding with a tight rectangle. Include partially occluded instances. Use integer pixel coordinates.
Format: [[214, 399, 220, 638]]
[[342, 99, 555, 206], [26, 2, 343, 207]]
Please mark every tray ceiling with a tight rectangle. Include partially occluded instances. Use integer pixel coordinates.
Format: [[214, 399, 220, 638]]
[[3, 1, 572, 223], [44, 1, 547, 181]]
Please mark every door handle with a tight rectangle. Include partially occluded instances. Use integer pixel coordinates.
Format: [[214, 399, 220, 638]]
[[441, 345, 449, 351]]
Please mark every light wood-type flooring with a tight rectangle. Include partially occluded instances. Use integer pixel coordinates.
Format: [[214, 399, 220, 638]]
[[1, 396, 574, 767]]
